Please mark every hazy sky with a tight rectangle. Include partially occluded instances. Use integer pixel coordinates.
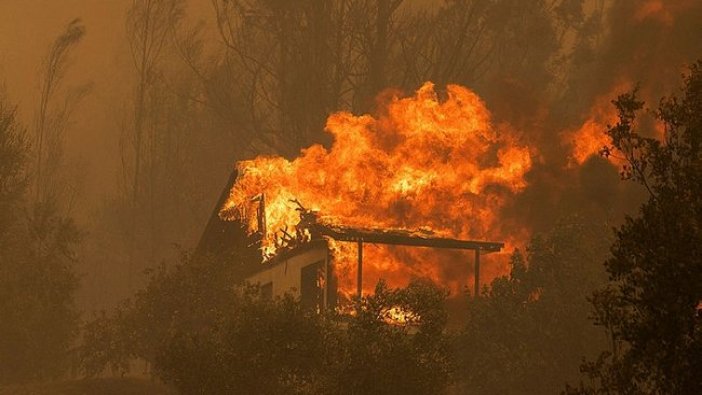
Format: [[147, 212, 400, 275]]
[[0, 1, 217, 212], [0, 1, 132, 125], [0, 0, 433, 213], [0, 1, 129, 207]]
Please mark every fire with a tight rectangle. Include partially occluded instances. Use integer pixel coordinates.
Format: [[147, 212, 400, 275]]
[[568, 118, 614, 166], [220, 82, 532, 297], [564, 82, 632, 166]]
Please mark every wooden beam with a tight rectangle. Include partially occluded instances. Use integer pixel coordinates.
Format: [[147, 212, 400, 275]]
[[315, 224, 503, 253], [324, 248, 329, 311]]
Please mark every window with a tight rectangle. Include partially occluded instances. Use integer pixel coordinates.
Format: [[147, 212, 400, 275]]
[[300, 262, 322, 310], [260, 282, 273, 300]]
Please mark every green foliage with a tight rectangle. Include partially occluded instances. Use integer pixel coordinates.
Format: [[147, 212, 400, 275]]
[[331, 279, 453, 395], [156, 288, 330, 394], [457, 219, 609, 394], [79, 308, 134, 377], [81, 251, 454, 394], [79, 251, 244, 376], [0, 200, 81, 385], [154, 278, 453, 394], [0, 94, 81, 384], [568, 61, 702, 394]]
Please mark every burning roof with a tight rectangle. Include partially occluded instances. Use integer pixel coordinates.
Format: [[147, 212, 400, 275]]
[[219, 82, 530, 295]]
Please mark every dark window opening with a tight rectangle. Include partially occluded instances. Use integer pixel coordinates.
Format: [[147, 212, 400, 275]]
[[301, 262, 322, 310], [260, 282, 273, 300]]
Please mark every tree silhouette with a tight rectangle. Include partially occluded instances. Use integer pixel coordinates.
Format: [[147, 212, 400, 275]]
[[0, 92, 80, 385], [568, 60, 702, 394], [33, 18, 90, 208], [458, 219, 609, 394]]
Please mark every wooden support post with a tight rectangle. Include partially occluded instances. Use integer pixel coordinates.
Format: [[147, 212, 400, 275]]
[[474, 248, 480, 298], [357, 240, 363, 299], [323, 248, 329, 311]]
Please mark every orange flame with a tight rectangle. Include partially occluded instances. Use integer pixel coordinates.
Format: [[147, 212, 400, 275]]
[[220, 82, 532, 296], [564, 82, 632, 166]]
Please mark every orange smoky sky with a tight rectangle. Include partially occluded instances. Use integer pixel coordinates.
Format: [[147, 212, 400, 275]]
[[0, 1, 130, 207], [0, 1, 214, 211]]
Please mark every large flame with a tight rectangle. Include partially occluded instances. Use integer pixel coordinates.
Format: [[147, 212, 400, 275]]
[[220, 82, 532, 297]]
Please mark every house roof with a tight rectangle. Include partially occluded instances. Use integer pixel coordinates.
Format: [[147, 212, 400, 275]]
[[196, 169, 503, 284], [194, 169, 262, 280]]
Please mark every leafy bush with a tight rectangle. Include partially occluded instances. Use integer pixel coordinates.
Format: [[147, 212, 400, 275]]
[[81, 250, 454, 394], [0, 93, 80, 384]]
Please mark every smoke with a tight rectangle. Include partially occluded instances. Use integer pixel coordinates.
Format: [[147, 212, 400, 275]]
[[2, 0, 701, 310], [218, 0, 702, 296], [496, 0, 702, 237]]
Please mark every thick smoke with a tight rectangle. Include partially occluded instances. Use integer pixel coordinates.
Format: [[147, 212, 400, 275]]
[[499, 0, 702, 237]]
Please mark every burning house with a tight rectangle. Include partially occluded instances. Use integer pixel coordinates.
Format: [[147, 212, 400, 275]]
[[198, 83, 532, 308], [197, 168, 504, 311]]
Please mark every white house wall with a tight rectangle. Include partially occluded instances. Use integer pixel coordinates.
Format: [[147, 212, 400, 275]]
[[245, 245, 328, 298]]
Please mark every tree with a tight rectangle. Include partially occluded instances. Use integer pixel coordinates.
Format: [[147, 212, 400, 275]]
[[457, 219, 610, 394], [7, 20, 88, 382], [33, 18, 90, 208], [0, 91, 28, 238], [0, 92, 81, 384], [156, 288, 331, 394], [210, 0, 358, 155], [125, 0, 183, 206], [80, 248, 454, 394], [80, 248, 259, 376], [106, 0, 214, 296], [568, 61, 702, 394], [153, 278, 453, 394], [330, 279, 453, 395]]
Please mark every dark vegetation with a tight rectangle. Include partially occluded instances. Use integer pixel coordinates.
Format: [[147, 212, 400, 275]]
[[80, 253, 453, 394], [459, 219, 611, 394], [1, 0, 701, 393], [566, 60, 702, 395], [0, 378, 175, 395], [0, 92, 80, 384]]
